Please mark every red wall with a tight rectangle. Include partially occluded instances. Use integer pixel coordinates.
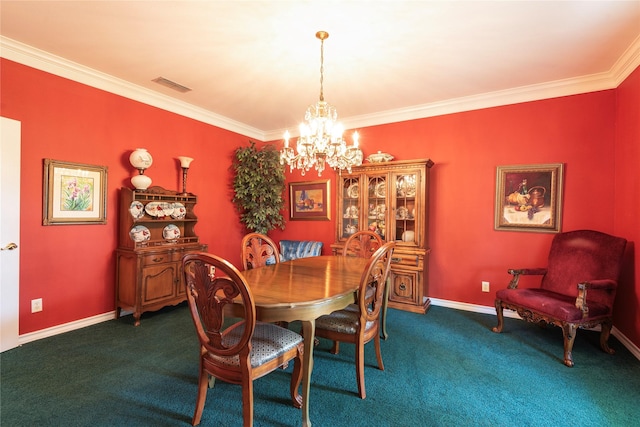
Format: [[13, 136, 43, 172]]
[[613, 66, 640, 345], [2, 58, 638, 349]]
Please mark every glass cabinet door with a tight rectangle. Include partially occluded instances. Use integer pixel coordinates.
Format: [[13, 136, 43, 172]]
[[393, 172, 419, 244], [341, 176, 360, 239], [366, 174, 387, 240]]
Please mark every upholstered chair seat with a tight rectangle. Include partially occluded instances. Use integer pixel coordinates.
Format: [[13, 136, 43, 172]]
[[316, 304, 376, 335], [207, 323, 304, 368]]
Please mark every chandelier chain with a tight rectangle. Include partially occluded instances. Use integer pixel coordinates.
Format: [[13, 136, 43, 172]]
[[319, 36, 324, 102]]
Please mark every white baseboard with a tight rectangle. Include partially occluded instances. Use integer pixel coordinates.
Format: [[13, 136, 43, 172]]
[[611, 326, 640, 361], [17, 301, 640, 362], [18, 311, 116, 346], [430, 297, 640, 361]]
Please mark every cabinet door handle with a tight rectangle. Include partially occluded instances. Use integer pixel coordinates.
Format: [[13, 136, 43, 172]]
[[152, 257, 164, 263], [399, 282, 407, 291]]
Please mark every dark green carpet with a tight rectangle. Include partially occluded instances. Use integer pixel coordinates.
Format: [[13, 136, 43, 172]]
[[2, 304, 639, 426]]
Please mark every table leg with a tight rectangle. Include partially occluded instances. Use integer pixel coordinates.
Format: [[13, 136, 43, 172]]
[[300, 319, 315, 427]]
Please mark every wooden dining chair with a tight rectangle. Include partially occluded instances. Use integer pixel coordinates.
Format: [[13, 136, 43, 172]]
[[241, 233, 280, 270], [315, 241, 396, 399], [182, 252, 304, 426], [342, 230, 390, 339], [342, 230, 383, 258]]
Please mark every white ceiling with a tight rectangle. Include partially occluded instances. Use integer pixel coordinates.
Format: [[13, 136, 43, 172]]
[[2, 1, 639, 141]]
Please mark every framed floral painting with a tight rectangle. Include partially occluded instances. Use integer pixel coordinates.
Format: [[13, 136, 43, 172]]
[[494, 163, 564, 233], [43, 159, 108, 225]]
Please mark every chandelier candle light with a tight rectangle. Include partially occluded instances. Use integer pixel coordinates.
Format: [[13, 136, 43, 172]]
[[280, 31, 363, 176], [178, 156, 193, 195]]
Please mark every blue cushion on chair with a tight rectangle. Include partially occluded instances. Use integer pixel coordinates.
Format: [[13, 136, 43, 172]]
[[279, 240, 323, 262]]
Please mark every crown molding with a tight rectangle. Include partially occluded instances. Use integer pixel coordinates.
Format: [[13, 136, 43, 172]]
[[3, 34, 638, 143], [0, 36, 266, 141], [266, 35, 640, 141]]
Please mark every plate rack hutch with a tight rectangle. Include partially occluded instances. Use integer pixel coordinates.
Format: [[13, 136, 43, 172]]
[[116, 186, 207, 325], [331, 159, 433, 314]]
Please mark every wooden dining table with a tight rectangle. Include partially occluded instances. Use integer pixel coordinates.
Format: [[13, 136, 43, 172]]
[[239, 255, 369, 427]]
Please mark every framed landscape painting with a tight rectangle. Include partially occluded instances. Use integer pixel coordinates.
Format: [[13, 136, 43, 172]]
[[43, 159, 108, 225], [289, 180, 330, 221], [494, 163, 564, 233]]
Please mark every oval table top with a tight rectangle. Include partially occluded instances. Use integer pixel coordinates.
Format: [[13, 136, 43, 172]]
[[238, 255, 369, 322]]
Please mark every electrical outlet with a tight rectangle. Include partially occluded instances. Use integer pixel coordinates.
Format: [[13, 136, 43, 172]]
[[481, 281, 490, 292], [31, 298, 43, 313]]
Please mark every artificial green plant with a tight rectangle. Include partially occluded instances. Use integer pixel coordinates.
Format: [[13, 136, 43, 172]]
[[232, 141, 286, 234]]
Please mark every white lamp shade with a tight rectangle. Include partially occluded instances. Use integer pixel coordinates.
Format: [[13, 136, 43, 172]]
[[129, 148, 153, 170], [178, 156, 194, 168]]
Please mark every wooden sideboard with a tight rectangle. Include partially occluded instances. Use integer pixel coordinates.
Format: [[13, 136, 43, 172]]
[[331, 159, 433, 313], [115, 186, 207, 325]]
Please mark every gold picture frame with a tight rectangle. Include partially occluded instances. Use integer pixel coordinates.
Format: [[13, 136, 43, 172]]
[[289, 180, 331, 221], [43, 159, 108, 225], [495, 163, 564, 233]]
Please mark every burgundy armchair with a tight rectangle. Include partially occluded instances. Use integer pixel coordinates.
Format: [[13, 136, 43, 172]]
[[492, 229, 627, 367]]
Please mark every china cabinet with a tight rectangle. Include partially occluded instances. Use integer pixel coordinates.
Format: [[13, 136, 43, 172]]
[[331, 159, 434, 314], [116, 186, 207, 325]]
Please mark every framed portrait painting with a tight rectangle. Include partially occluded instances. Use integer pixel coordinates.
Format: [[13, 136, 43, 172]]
[[494, 163, 564, 233], [43, 159, 108, 225], [289, 180, 330, 221]]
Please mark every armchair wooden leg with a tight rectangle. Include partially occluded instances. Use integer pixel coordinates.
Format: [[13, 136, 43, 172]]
[[330, 341, 340, 354], [561, 323, 577, 367], [241, 376, 254, 427], [599, 319, 616, 355], [192, 366, 208, 426], [492, 300, 505, 333], [374, 333, 384, 372], [355, 340, 366, 399]]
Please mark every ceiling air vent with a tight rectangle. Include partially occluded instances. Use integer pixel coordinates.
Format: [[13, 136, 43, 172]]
[[152, 77, 192, 93]]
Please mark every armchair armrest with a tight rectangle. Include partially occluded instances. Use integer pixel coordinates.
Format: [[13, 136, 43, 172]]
[[507, 268, 547, 289], [575, 279, 618, 317]]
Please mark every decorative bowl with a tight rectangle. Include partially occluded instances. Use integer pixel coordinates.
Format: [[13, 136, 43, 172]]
[[366, 151, 394, 163]]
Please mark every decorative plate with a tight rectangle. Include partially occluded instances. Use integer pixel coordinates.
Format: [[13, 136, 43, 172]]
[[129, 201, 145, 220], [366, 151, 394, 163], [129, 225, 150, 243], [397, 176, 417, 197], [162, 224, 180, 241], [374, 182, 386, 198], [347, 183, 359, 199], [171, 202, 186, 219], [145, 201, 174, 218], [396, 206, 409, 219]]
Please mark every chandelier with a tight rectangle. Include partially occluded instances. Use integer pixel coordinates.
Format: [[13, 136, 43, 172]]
[[280, 31, 363, 176]]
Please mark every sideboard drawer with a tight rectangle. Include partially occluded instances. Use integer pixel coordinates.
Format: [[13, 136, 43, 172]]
[[390, 252, 423, 269], [142, 253, 170, 265]]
